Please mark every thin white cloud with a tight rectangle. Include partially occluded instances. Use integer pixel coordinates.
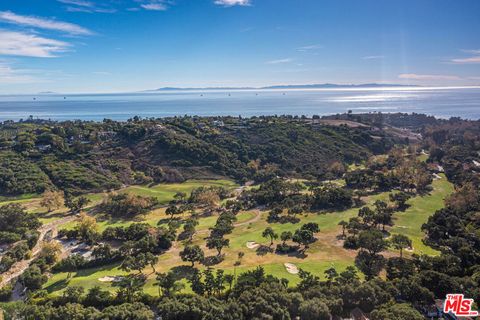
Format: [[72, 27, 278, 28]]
[[297, 44, 322, 52], [0, 62, 44, 84], [363, 55, 384, 60], [398, 73, 461, 81], [462, 49, 480, 55], [214, 0, 251, 7], [0, 30, 70, 58], [266, 58, 293, 64], [0, 11, 92, 35], [141, 3, 168, 11], [57, 0, 94, 7], [450, 49, 480, 64], [451, 56, 480, 64]]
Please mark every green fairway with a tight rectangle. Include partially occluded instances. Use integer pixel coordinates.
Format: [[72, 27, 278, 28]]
[[119, 179, 238, 204], [389, 174, 454, 256]]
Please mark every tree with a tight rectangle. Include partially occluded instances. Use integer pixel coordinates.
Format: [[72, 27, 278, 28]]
[[183, 218, 198, 241], [65, 194, 90, 213], [324, 267, 338, 285], [347, 217, 363, 236], [280, 231, 292, 245], [155, 272, 183, 297], [74, 212, 99, 244], [356, 230, 388, 280], [299, 298, 331, 320], [358, 230, 388, 255], [370, 303, 424, 320], [288, 206, 303, 219], [195, 189, 220, 212], [358, 206, 376, 227], [101, 303, 155, 320], [92, 243, 113, 260], [180, 245, 204, 267], [206, 236, 229, 257], [114, 274, 146, 303], [62, 286, 85, 304], [0, 204, 41, 243], [355, 250, 386, 280], [19, 265, 47, 291], [301, 222, 320, 233], [338, 220, 348, 237], [165, 205, 182, 222], [173, 192, 187, 202], [84, 286, 112, 309], [39, 240, 62, 264], [40, 190, 64, 212], [389, 192, 411, 211], [389, 234, 412, 258], [60, 254, 86, 279], [121, 253, 158, 274], [293, 229, 314, 251], [373, 200, 393, 232], [262, 227, 278, 246]]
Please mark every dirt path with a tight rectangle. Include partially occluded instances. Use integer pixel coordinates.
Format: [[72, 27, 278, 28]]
[[0, 215, 78, 289]]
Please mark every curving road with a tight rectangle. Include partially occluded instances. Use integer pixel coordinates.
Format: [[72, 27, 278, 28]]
[[0, 215, 78, 289]]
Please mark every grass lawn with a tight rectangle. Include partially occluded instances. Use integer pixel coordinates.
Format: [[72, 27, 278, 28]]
[[119, 179, 238, 205], [389, 174, 454, 256]]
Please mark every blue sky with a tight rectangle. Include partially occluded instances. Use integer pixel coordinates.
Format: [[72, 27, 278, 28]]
[[0, 0, 479, 93]]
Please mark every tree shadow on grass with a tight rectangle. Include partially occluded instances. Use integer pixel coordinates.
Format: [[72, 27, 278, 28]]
[[37, 211, 68, 220], [202, 255, 224, 266], [74, 263, 120, 278], [157, 217, 183, 226], [256, 245, 274, 256], [286, 249, 307, 259], [170, 265, 195, 281], [44, 278, 70, 294]]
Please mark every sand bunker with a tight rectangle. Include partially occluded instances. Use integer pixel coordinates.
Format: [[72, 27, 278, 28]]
[[284, 263, 299, 274], [246, 241, 260, 249], [433, 173, 442, 180], [98, 276, 123, 283]]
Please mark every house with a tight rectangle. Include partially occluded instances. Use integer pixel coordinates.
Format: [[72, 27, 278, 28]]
[[212, 120, 225, 127], [37, 144, 51, 152]]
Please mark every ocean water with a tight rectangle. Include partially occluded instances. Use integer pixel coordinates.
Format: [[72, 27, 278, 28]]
[[0, 87, 479, 121]]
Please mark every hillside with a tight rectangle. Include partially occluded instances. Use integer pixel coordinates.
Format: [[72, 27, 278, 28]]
[[0, 116, 398, 196]]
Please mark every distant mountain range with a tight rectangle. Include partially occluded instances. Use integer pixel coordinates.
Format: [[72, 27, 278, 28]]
[[145, 83, 419, 92]]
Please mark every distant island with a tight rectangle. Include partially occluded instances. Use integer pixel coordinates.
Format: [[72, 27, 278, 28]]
[[144, 83, 420, 92]]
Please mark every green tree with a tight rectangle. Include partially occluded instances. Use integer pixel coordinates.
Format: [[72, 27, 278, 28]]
[[155, 272, 184, 297], [115, 274, 146, 303], [299, 298, 331, 320], [206, 236, 229, 257], [280, 231, 292, 245], [338, 220, 348, 237], [180, 245, 204, 267], [389, 234, 412, 258], [262, 227, 278, 246]]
